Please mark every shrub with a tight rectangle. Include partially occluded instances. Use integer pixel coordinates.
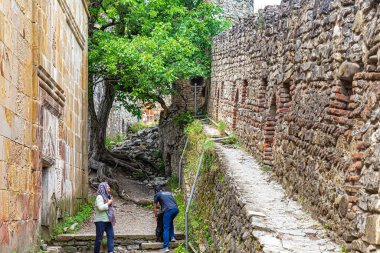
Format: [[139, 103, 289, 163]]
[[174, 111, 194, 128]]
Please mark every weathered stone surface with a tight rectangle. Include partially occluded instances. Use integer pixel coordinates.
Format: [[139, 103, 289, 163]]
[[364, 215, 380, 245], [0, 0, 89, 252], [207, 1, 380, 252], [338, 61, 361, 81]]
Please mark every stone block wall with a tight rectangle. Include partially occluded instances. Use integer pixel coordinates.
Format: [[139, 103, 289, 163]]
[[0, 0, 88, 252], [208, 0, 380, 251]]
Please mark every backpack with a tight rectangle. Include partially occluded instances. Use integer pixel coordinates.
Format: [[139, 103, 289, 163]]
[[156, 212, 164, 242]]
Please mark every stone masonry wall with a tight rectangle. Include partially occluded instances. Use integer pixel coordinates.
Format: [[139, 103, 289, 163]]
[[212, 0, 254, 22], [208, 0, 380, 251], [0, 0, 88, 252]]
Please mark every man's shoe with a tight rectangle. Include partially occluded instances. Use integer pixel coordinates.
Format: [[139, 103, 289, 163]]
[[160, 247, 170, 252], [171, 237, 176, 242]]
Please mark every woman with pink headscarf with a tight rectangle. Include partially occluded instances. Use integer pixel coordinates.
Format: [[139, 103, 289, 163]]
[[94, 182, 116, 253]]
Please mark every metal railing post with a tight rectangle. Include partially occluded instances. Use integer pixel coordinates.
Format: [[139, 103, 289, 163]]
[[185, 149, 205, 250], [178, 137, 189, 188], [194, 83, 198, 115]]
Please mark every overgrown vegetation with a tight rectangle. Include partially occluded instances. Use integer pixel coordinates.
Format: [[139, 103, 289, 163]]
[[129, 122, 157, 133], [105, 133, 126, 150], [51, 198, 95, 238], [170, 120, 217, 252], [174, 111, 195, 128], [221, 131, 237, 145], [217, 120, 228, 135]]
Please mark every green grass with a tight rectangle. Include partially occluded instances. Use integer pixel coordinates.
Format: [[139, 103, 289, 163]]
[[340, 245, 349, 253], [217, 121, 228, 135], [129, 122, 157, 133], [145, 203, 154, 210], [222, 131, 237, 145], [105, 133, 126, 150], [259, 166, 272, 172], [174, 243, 189, 253], [51, 198, 95, 238]]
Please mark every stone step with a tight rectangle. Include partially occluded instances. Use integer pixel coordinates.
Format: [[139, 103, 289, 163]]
[[51, 233, 185, 252], [140, 241, 183, 250], [55, 233, 185, 243]]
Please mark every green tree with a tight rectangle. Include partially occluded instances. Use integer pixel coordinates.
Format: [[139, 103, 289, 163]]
[[88, 0, 229, 184]]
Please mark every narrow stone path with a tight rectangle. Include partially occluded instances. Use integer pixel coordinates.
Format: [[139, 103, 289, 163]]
[[204, 123, 340, 253]]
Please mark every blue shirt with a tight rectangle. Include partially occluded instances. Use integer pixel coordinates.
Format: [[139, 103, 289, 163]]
[[154, 191, 178, 212]]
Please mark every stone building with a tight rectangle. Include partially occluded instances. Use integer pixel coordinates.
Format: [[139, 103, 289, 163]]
[[0, 0, 88, 252], [208, 0, 380, 251]]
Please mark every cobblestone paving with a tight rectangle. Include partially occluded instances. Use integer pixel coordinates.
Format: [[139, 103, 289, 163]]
[[217, 144, 341, 253]]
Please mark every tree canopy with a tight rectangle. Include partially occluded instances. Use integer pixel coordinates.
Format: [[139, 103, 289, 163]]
[[89, 0, 230, 115]]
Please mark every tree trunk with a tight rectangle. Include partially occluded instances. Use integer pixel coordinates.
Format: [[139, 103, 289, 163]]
[[88, 78, 149, 192], [88, 79, 115, 160]]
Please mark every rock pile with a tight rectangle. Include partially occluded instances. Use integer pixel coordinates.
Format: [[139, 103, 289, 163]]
[[113, 126, 164, 175]]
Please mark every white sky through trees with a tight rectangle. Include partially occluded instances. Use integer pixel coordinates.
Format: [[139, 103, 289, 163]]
[[254, 0, 282, 12]]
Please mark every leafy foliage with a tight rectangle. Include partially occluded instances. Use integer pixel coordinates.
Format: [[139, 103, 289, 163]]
[[174, 111, 195, 127], [89, 0, 230, 114]]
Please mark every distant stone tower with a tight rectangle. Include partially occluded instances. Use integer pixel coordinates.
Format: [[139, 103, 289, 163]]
[[213, 0, 254, 22]]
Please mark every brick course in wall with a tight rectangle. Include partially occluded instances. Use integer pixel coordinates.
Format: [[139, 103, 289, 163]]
[[208, 0, 380, 251]]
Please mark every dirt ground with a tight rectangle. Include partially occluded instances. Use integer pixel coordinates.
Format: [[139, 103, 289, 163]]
[[78, 175, 157, 235]]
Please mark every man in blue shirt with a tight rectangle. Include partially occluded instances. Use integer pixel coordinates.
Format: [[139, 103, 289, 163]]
[[153, 185, 179, 252]]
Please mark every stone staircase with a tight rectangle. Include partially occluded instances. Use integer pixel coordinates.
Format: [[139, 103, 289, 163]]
[[48, 233, 185, 252]]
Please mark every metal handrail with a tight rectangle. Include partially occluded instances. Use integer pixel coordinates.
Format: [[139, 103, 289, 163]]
[[178, 137, 189, 188], [185, 149, 205, 250]]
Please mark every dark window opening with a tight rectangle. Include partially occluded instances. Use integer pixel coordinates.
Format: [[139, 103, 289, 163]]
[[262, 78, 268, 91], [341, 80, 353, 97], [269, 93, 277, 122], [242, 79, 248, 103], [283, 82, 292, 104], [190, 76, 204, 87]]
